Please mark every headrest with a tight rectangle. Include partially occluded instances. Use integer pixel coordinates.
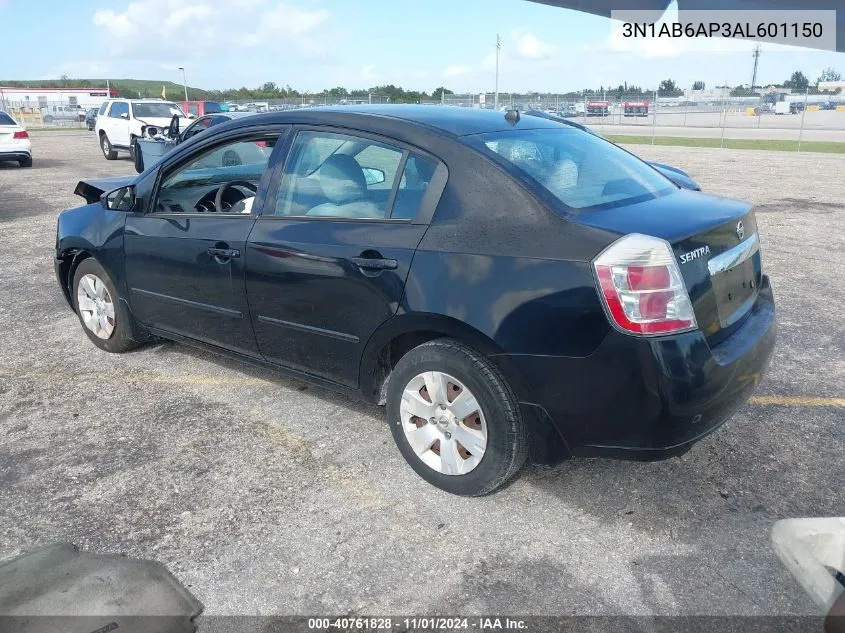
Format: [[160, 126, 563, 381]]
[[319, 154, 366, 204]]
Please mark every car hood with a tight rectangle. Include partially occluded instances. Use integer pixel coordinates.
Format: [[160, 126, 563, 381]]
[[74, 175, 137, 204]]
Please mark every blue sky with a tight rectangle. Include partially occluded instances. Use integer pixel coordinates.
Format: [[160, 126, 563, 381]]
[[1, 0, 842, 93]]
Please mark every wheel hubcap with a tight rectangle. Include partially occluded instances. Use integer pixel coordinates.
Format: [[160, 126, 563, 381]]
[[400, 371, 487, 476], [77, 274, 115, 340]]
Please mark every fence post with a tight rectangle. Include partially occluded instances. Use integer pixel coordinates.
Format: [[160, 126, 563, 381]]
[[651, 90, 658, 145], [797, 86, 809, 152]]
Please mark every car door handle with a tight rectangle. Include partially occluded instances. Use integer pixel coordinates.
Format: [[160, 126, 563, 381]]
[[350, 257, 398, 270], [207, 247, 240, 259]]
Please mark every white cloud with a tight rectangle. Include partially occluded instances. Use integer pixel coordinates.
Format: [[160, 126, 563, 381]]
[[92, 0, 331, 61], [511, 29, 555, 60], [444, 64, 472, 78]]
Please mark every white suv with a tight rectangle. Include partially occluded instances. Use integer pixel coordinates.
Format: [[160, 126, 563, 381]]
[[95, 99, 189, 160]]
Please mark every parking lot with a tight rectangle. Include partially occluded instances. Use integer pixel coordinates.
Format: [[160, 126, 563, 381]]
[[0, 131, 843, 618]]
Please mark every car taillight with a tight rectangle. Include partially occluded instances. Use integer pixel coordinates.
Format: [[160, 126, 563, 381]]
[[13, 131, 28, 139], [593, 233, 697, 336]]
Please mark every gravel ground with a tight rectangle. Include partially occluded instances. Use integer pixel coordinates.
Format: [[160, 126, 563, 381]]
[[0, 132, 843, 619]]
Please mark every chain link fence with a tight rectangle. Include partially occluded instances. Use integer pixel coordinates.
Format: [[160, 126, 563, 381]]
[[5, 91, 844, 144]]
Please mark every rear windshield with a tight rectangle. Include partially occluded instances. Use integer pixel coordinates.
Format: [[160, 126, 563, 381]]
[[0, 112, 15, 125], [468, 128, 675, 211], [132, 102, 186, 119]]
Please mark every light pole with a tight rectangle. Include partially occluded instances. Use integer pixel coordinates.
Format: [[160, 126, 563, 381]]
[[178, 67, 188, 101], [494, 33, 501, 110]]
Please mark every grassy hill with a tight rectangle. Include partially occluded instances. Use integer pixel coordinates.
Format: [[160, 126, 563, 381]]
[[0, 79, 212, 100]]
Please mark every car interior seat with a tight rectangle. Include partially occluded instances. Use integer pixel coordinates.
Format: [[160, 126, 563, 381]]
[[307, 154, 382, 218]]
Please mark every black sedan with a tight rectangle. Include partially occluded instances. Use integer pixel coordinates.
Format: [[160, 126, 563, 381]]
[[85, 108, 98, 131], [54, 106, 776, 495]]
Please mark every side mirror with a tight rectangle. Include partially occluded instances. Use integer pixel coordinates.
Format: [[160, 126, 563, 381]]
[[120, 112, 129, 119], [168, 114, 180, 139], [362, 167, 386, 186], [101, 185, 137, 212]]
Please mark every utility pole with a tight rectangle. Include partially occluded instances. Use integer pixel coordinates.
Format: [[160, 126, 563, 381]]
[[750, 43, 762, 93], [494, 33, 501, 110], [178, 67, 188, 101]]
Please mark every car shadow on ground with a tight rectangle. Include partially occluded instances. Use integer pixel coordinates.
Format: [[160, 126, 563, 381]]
[[141, 341, 841, 529]]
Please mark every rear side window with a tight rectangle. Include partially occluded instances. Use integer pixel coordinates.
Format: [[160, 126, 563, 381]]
[[0, 112, 15, 125], [468, 128, 675, 211], [98, 102, 108, 116]]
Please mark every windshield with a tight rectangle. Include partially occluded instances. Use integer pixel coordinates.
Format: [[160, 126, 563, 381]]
[[131, 102, 186, 119], [469, 128, 675, 211]]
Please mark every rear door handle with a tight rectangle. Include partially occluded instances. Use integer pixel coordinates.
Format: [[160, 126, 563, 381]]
[[207, 247, 240, 259], [350, 257, 398, 270]]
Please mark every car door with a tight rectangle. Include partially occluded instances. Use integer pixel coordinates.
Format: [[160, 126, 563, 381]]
[[106, 101, 129, 146], [245, 128, 447, 387], [124, 126, 288, 356]]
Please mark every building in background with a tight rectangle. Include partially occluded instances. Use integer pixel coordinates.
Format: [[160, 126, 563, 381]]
[[0, 86, 117, 111]]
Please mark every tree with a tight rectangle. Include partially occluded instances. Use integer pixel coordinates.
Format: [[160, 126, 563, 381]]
[[692, 80, 705, 91], [431, 87, 454, 101], [784, 71, 809, 91], [658, 78, 682, 96], [730, 86, 760, 97], [817, 67, 842, 85]]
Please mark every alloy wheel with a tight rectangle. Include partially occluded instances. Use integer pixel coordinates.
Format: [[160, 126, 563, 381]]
[[76, 273, 115, 340], [399, 371, 487, 475]]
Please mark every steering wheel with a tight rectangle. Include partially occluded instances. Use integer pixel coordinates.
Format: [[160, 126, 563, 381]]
[[214, 180, 258, 213]]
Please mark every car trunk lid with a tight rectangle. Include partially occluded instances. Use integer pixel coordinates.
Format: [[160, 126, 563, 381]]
[[576, 189, 763, 344], [0, 124, 21, 144]]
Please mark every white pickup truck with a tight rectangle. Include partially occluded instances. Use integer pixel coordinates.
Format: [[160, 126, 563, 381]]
[[41, 105, 86, 123]]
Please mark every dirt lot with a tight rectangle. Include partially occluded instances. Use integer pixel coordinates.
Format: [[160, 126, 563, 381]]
[[0, 132, 843, 619]]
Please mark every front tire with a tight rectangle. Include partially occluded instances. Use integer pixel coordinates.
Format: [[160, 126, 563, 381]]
[[72, 258, 139, 353], [100, 133, 117, 160], [386, 339, 527, 496]]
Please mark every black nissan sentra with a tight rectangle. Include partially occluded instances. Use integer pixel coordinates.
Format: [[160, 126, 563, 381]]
[[55, 106, 776, 495]]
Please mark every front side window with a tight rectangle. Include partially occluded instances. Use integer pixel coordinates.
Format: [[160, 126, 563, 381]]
[[182, 117, 212, 139], [155, 135, 278, 215], [274, 130, 435, 220], [468, 128, 675, 211]]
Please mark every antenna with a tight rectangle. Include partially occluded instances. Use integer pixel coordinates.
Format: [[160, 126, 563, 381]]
[[750, 43, 762, 92]]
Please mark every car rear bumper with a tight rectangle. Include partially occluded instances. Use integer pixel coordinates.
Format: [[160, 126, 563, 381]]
[[500, 275, 776, 461], [0, 149, 32, 160]]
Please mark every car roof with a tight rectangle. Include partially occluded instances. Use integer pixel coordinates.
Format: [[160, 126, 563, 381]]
[[229, 104, 573, 137]]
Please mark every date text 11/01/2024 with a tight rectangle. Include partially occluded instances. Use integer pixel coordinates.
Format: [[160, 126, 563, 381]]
[[307, 617, 528, 630], [622, 21, 823, 39]]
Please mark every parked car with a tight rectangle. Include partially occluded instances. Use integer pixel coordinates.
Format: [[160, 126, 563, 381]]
[[85, 108, 98, 131], [41, 104, 86, 123], [179, 100, 223, 117], [0, 110, 32, 167], [132, 111, 257, 173], [55, 106, 775, 495], [94, 99, 189, 161]]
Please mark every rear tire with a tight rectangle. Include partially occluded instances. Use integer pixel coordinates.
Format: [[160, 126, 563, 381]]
[[72, 258, 139, 353], [386, 339, 528, 496], [18, 156, 32, 168], [100, 133, 117, 160]]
